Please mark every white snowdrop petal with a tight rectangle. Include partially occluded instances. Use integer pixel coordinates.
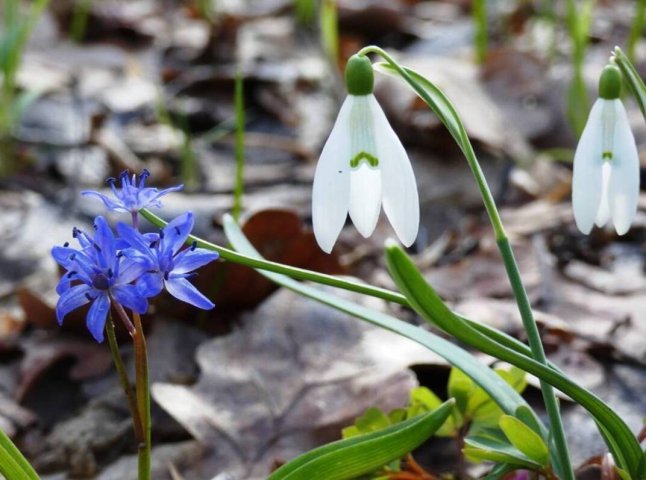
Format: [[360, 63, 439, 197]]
[[312, 96, 354, 253], [369, 95, 419, 246], [348, 164, 382, 237], [594, 162, 611, 228], [608, 100, 640, 235], [572, 99, 605, 234]]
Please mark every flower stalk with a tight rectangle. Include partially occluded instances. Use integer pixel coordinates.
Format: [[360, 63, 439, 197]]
[[52, 171, 220, 480], [132, 312, 151, 480], [356, 45, 574, 480], [105, 316, 144, 444]]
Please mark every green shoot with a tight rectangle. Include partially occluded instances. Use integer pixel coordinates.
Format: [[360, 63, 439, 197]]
[[628, 0, 646, 62], [0, 0, 50, 135], [564, 0, 595, 135], [233, 69, 245, 222], [320, 0, 338, 66], [70, 0, 93, 42], [294, 0, 316, 25], [472, 0, 488, 64]]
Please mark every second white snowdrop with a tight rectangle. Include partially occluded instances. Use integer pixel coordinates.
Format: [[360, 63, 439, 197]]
[[312, 54, 420, 253], [572, 64, 640, 235]]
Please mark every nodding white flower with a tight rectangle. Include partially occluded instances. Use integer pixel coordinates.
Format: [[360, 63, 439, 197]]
[[572, 64, 640, 236], [312, 54, 419, 253]]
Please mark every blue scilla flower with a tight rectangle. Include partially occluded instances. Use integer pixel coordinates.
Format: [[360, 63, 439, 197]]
[[82, 169, 183, 216], [52, 216, 149, 342], [117, 212, 219, 310]]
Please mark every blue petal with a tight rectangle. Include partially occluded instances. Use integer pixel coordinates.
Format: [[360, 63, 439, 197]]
[[137, 184, 183, 209], [173, 248, 219, 274], [116, 255, 150, 285], [56, 274, 73, 295], [136, 272, 164, 298], [93, 216, 117, 268], [161, 212, 194, 255], [86, 293, 110, 342], [56, 284, 92, 325], [81, 191, 127, 212], [112, 284, 148, 313], [52, 245, 83, 268], [164, 276, 214, 310], [116, 222, 154, 252]]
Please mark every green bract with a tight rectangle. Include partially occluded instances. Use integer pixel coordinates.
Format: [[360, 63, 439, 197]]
[[599, 64, 622, 99], [345, 54, 374, 96]]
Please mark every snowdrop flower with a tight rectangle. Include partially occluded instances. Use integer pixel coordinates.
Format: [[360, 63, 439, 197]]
[[572, 64, 640, 235], [312, 54, 419, 253]]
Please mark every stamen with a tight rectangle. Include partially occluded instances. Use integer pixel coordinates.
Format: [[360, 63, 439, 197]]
[[63, 242, 69, 247], [159, 230, 165, 239], [85, 293, 95, 301], [107, 268, 113, 278], [175, 226, 181, 235], [106, 177, 116, 185], [139, 169, 150, 188], [72, 227, 80, 238], [67, 270, 77, 278], [190, 241, 197, 251], [164, 272, 169, 280]]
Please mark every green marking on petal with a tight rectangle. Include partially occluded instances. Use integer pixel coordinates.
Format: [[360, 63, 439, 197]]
[[350, 151, 379, 168], [603, 151, 613, 160]]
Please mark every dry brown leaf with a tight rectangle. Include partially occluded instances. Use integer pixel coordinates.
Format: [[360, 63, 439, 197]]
[[152, 287, 436, 479]]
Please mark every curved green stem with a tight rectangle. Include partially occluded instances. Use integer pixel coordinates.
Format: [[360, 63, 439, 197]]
[[141, 209, 407, 305], [141, 209, 555, 367], [385, 242, 643, 478], [357, 45, 574, 480], [357, 46, 506, 239]]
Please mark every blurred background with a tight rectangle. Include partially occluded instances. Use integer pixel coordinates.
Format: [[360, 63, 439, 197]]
[[0, 0, 645, 479]]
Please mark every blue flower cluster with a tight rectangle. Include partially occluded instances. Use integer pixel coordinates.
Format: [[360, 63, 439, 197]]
[[52, 172, 218, 343]]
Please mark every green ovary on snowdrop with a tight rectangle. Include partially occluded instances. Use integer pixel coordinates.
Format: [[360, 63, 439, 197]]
[[572, 64, 640, 235], [312, 54, 420, 253]]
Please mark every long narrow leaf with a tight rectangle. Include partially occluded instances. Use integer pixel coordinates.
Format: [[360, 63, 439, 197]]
[[384, 242, 642, 477], [0, 427, 39, 480], [220, 215, 545, 435], [268, 400, 454, 480]]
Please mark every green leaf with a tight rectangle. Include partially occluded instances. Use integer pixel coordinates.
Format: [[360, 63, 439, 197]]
[[499, 415, 549, 466], [406, 387, 458, 437], [467, 367, 528, 427], [514, 405, 544, 437], [448, 368, 474, 414], [383, 241, 642, 477], [0, 427, 39, 480], [342, 407, 391, 439], [267, 400, 455, 480], [320, 0, 338, 65], [482, 463, 522, 480], [465, 429, 541, 470]]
